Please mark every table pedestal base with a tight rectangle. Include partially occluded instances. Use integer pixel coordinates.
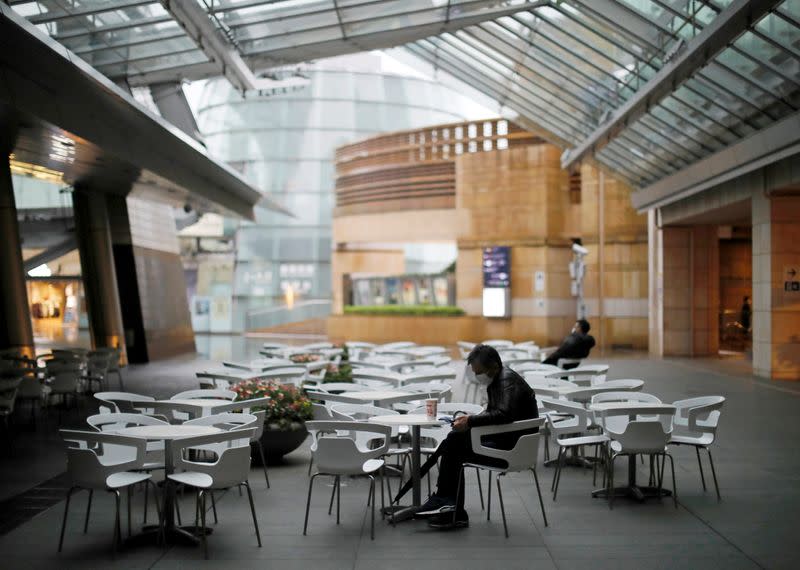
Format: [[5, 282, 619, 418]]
[[592, 485, 672, 502], [124, 525, 214, 547], [381, 505, 422, 523]]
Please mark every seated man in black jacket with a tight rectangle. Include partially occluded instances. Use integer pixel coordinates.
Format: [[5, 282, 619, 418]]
[[542, 319, 596, 369], [418, 344, 539, 529]]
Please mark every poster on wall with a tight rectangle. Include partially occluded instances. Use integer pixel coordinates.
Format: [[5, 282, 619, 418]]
[[482, 246, 511, 318]]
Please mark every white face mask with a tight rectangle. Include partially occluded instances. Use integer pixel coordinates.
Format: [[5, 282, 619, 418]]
[[475, 373, 493, 385]]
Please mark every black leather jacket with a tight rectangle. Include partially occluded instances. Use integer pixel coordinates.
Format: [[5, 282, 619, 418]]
[[467, 366, 539, 449]]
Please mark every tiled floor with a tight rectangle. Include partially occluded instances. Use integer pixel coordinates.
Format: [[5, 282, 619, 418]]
[[1, 339, 798, 569]]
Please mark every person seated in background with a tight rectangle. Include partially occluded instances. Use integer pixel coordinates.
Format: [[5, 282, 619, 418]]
[[542, 319, 596, 369], [417, 344, 539, 530]]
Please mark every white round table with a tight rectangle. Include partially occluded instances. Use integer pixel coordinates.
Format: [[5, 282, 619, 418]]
[[116, 424, 222, 545], [369, 414, 443, 515]]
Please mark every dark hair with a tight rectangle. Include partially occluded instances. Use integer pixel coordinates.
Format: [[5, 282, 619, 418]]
[[577, 319, 591, 334], [467, 344, 502, 370], [743, 296, 750, 302]]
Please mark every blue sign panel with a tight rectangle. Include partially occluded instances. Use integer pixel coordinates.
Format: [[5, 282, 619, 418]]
[[482, 246, 511, 288]]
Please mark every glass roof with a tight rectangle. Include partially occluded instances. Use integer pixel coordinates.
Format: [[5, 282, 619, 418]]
[[407, 0, 800, 187], [10, 0, 800, 190]]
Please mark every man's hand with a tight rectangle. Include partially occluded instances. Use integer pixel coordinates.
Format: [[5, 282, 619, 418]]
[[452, 415, 470, 432]]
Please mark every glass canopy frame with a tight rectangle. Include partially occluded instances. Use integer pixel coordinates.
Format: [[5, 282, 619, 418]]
[[9, 0, 800, 190]]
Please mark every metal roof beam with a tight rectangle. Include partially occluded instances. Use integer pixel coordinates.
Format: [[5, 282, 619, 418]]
[[631, 111, 800, 211], [561, 0, 782, 170], [158, 0, 308, 92]]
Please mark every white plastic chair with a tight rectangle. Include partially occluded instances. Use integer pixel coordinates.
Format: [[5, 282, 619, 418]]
[[668, 396, 725, 500], [0, 376, 23, 448], [303, 420, 391, 540], [15, 372, 44, 425], [58, 430, 159, 552], [541, 398, 607, 500], [545, 364, 609, 386], [94, 391, 156, 414], [307, 403, 335, 475], [92, 347, 125, 390], [167, 428, 260, 558], [462, 418, 548, 536], [599, 405, 677, 509], [565, 379, 644, 405], [524, 375, 578, 399], [84, 351, 112, 393]]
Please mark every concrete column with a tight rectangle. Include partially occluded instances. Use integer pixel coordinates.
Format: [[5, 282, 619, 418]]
[[72, 188, 127, 364], [751, 191, 772, 378], [0, 157, 34, 357], [753, 192, 800, 380]]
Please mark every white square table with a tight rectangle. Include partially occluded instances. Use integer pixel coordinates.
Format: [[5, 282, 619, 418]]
[[368, 413, 443, 522], [115, 424, 221, 545], [588, 402, 676, 503]]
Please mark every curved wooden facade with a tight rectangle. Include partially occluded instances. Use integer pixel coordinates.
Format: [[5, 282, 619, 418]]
[[334, 119, 541, 216]]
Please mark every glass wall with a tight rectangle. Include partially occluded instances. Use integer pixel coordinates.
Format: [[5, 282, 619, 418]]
[[192, 53, 482, 331]]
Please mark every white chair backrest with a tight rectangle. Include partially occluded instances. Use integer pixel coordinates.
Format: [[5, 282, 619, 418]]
[[482, 339, 514, 348], [567, 379, 644, 403], [591, 392, 661, 405], [60, 429, 147, 488], [49, 371, 81, 393], [470, 418, 545, 471], [171, 428, 257, 488], [199, 377, 231, 390], [597, 404, 675, 452], [672, 396, 725, 436], [171, 389, 237, 401], [87, 412, 167, 432], [306, 420, 391, 474], [94, 391, 155, 414], [311, 403, 335, 421], [378, 342, 416, 350], [539, 398, 590, 435], [184, 412, 258, 430]]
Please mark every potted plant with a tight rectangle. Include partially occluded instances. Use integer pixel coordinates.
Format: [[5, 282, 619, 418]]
[[232, 379, 313, 464]]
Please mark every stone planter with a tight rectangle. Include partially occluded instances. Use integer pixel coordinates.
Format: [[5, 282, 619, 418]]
[[255, 422, 308, 465]]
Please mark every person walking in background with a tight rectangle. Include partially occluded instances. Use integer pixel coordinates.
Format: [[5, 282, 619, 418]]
[[542, 319, 596, 369], [741, 296, 752, 335]]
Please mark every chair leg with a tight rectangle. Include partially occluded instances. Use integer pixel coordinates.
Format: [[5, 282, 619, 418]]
[[608, 455, 616, 510], [496, 475, 509, 538], [593, 444, 599, 486], [328, 476, 338, 515], [487, 471, 492, 521], [210, 491, 218, 524], [257, 444, 270, 489], [553, 447, 566, 500], [113, 490, 121, 553], [666, 453, 678, 508], [175, 495, 182, 525], [58, 487, 75, 552], [307, 455, 314, 476], [83, 489, 93, 533], [143, 481, 149, 524], [368, 475, 376, 540], [380, 467, 386, 519], [695, 446, 707, 491], [199, 491, 208, 559], [126, 486, 133, 538], [244, 482, 262, 547], [551, 447, 561, 492], [475, 467, 485, 510], [531, 468, 548, 527], [453, 466, 465, 526], [706, 448, 721, 501], [147, 480, 164, 545], [303, 473, 319, 535], [336, 475, 341, 525]]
